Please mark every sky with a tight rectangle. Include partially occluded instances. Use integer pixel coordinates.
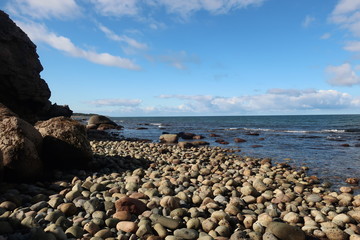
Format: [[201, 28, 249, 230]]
[[2, 0, 360, 116]]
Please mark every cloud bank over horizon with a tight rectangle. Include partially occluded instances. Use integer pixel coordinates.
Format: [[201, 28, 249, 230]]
[[85, 88, 360, 116]]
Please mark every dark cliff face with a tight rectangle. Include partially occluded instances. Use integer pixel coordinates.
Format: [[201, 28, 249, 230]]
[[0, 10, 52, 124]]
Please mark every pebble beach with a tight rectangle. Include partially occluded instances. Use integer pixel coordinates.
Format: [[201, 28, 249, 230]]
[[0, 139, 360, 240]]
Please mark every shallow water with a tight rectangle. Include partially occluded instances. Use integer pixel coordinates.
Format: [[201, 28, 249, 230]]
[[109, 115, 360, 191]]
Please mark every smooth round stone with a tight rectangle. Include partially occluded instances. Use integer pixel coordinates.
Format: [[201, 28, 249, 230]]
[[94, 228, 112, 238], [332, 213, 352, 224], [136, 224, 152, 237], [65, 225, 84, 238], [283, 212, 301, 223], [174, 228, 199, 240], [253, 221, 265, 233], [44, 224, 67, 240], [211, 210, 228, 221], [48, 197, 64, 208], [242, 195, 256, 203], [322, 227, 349, 240], [90, 183, 106, 192], [150, 214, 181, 229], [116, 221, 138, 233], [170, 208, 187, 218], [306, 194, 322, 203], [266, 222, 305, 240], [225, 204, 240, 215], [65, 190, 82, 201], [114, 211, 132, 221], [105, 218, 120, 228], [215, 225, 231, 237], [84, 221, 100, 235], [153, 223, 168, 238], [59, 203, 78, 216], [214, 195, 227, 204], [201, 218, 217, 233], [30, 201, 48, 211], [21, 216, 38, 228], [186, 218, 201, 229], [83, 198, 102, 215], [55, 216, 72, 229], [253, 179, 267, 192], [44, 210, 64, 222], [92, 210, 106, 219], [0, 201, 16, 210]]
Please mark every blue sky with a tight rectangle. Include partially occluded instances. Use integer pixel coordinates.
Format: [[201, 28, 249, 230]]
[[2, 0, 360, 116]]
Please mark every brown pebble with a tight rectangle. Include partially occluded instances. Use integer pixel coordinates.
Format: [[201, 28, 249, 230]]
[[116, 221, 138, 233], [115, 197, 147, 215], [113, 211, 132, 221]]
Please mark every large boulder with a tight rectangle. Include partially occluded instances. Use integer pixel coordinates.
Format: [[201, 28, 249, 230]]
[[87, 115, 122, 130], [35, 117, 92, 170], [0, 104, 43, 181], [159, 134, 179, 144]]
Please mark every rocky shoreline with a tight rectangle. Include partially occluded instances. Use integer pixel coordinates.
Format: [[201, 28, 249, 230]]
[[0, 139, 359, 240]]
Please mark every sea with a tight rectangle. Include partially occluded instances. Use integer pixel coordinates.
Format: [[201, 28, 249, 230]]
[[107, 115, 360, 191]]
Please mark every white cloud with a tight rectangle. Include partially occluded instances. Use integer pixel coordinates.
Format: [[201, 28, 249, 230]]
[[344, 41, 360, 51], [157, 0, 266, 17], [90, 0, 139, 17], [84, 89, 360, 115], [321, 33, 331, 39], [326, 63, 360, 86], [330, 0, 360, 36], [90, 0, 265, 18], [302, 15, 315, 28], [88, 98, 142, 107], [332, 0, 360, 16], [6, 0, 81, 19], [98, 24, 148, 51], [154, 89, 360, 114], [16, 21, 140, 70]]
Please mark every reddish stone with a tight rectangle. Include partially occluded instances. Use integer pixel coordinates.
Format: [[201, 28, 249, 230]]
[[129, 192, 147, 199], [251, 145, 263, 148], [245, 132, 260, 136], [115, 197, 147, 215], [234, 138, 247, 143], [209, 133, 220, 137], [345, 178, 359, 184]]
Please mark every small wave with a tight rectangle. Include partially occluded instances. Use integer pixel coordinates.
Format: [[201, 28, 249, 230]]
[[326, 136, 345, 141], [225, 128, 240, 130], [150, 123, 162, 126], [243, 127, 272, 132], [283, 130, 309, 133], [323, 129, 346, 133]]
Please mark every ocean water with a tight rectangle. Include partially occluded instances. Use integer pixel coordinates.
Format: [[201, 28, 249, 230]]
[[110, 115, 360, 190]]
